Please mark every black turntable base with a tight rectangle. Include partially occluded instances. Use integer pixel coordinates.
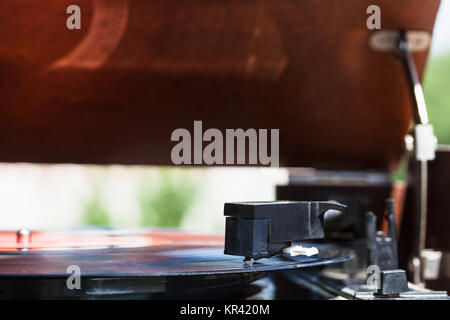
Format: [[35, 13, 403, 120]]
[[0, 230, 353, 299]]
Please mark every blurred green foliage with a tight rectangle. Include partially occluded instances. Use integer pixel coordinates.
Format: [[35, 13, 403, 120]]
[[81, 169, 198, 228], [139, 170, 197, 228], [424, 54, 450, 144], [81, 189, 111, 226]]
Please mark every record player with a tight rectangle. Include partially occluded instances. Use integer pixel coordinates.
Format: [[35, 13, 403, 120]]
[[0, 0, 449, 300]]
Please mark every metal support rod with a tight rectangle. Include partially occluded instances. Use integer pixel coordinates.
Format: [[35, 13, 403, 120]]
[[396, 32, 430, 285], [397, 32, 429, 126]]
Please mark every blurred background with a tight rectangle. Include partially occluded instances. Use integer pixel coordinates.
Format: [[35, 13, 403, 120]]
[[0, 2, 449, 232]]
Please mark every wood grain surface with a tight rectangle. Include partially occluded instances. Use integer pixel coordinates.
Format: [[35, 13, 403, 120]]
[[0, 0, 441, 169]]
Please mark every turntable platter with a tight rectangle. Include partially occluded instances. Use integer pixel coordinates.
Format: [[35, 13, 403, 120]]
[[0, 230, 353, 298]]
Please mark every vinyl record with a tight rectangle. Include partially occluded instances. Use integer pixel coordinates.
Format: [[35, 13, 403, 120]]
[[0, 230, 353, 299]]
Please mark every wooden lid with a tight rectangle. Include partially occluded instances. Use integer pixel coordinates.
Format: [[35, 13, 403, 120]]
[[0, 0, 441, 169]]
